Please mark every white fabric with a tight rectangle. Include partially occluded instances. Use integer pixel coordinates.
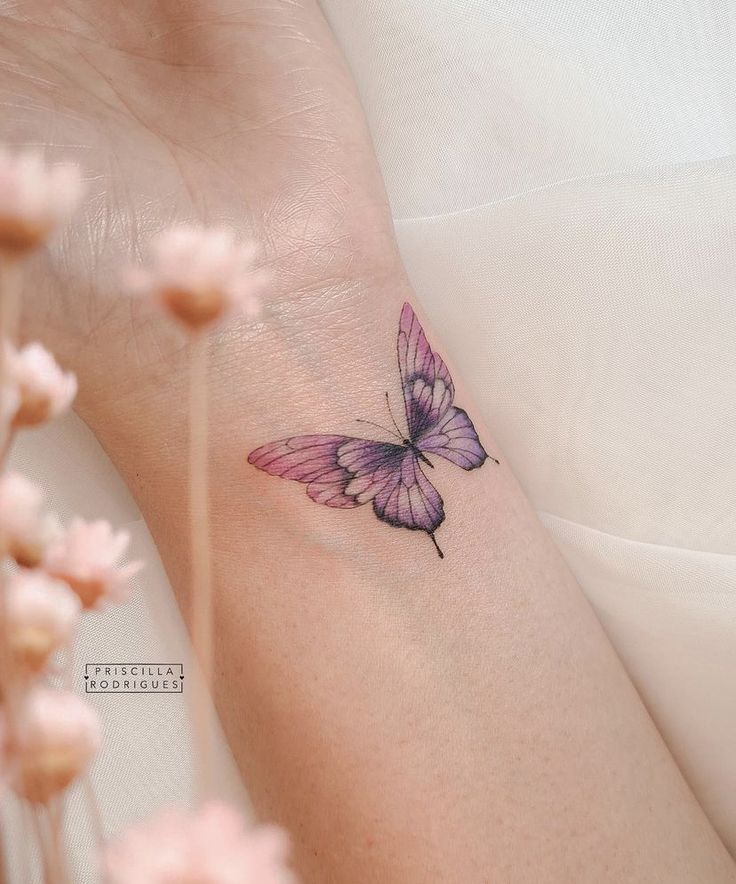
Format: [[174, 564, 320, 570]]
[[5, 0, 735, 872]]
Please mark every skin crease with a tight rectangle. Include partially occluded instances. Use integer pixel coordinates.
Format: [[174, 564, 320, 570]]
[[2, 1, 735, 881]]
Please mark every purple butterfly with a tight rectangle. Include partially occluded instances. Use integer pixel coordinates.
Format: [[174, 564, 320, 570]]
[[248, 303, 497, 558]]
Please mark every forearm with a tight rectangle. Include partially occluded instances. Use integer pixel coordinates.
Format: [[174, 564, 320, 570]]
[[78, 278, 735, 882]]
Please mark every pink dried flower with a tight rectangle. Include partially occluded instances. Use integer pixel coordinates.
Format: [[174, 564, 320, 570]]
[[128, 225, 266, 331], [8, 687, 100, 803], [104, 802, 296, 884], [5, 341, 77, 428], [0, 472, 60, 568], [0, 148, 83, 254], [4, 570, 80, 673], [44, 518, 142, 609]]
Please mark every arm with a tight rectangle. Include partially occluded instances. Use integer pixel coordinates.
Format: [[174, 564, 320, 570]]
[[3, 1, 734, 880]]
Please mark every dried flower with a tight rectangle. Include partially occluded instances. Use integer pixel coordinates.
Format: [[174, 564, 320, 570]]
[[44, 518, 142, 609], [0, 149, 83, 255], [8, 687, 100, 803], [4, 571, 80, 674], [5, 341, 77, 428], [104, 802, 296, 884], [128, 225, 266, 330], [0, 472, 60, 568]]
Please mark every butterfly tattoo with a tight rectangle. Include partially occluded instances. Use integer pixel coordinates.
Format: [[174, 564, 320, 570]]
[[248, 303, 498, 558]]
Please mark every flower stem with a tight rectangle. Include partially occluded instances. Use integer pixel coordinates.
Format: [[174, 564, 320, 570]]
[[0, 253, 36, 883], [81, 774, 106, 868], [0, 819, 7, 884], [189, 332, 213, 801], [48, 800, 69, 884], [0, 253, 21, 458], [29, 807, 55, 884], [0, 252, 21, 343]]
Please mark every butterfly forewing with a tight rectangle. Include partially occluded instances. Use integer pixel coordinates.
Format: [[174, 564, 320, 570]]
[[398, 303, 455, 439], [248, 434, 446, 532]]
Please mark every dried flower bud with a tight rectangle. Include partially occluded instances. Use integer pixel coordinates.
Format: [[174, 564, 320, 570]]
[[104, 802, 296, 884], [4, 571, 80, 674], [127, 226, 266, 331], [5, 342, 77, 428], [44, 518, 142, 609], [9, 688, 100, 803], [0, 149, 83, 255], [0, 472, 60, 568]]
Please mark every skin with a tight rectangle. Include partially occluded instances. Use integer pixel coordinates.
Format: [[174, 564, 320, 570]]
[[2, 2, 735, 881]]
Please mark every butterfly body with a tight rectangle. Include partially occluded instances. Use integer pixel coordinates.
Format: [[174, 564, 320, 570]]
[[248, 304, 496, 558], [401, 438, 434, 469]]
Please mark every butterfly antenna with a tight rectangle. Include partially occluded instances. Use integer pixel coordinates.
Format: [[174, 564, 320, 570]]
[[355, 418, 403, 442], [385, 392, 405, 438], [429, 533, 444, 559]]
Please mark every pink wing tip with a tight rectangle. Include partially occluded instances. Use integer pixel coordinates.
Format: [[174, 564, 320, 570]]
[[248, 442, 274, 468], [399, 301, 415, 329]]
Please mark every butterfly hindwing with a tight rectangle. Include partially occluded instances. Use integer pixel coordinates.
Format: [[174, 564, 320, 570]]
[[373, 450, 445, 533], [416, 406, 488, 470]]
